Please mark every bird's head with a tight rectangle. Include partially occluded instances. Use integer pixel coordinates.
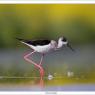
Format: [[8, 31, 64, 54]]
[[58, 36, 74, 51]]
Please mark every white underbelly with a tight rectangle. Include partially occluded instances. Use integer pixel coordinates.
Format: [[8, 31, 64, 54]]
[[33, 44, 53, 53]]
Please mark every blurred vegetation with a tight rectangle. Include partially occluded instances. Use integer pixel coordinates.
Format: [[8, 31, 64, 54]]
[[0, 4, 95, 48]]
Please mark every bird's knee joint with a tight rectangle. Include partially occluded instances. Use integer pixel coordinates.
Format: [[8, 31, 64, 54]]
[[24, 56, 28, 60]]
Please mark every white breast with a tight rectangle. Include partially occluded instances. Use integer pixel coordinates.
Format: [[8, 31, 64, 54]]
[[30, 44, 53, 53]]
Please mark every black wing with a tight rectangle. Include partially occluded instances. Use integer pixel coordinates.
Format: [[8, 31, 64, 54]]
[[16, 38, 51, 46]]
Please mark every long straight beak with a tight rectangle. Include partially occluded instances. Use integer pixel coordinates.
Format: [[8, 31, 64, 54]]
[[67, 43, 75, 52]]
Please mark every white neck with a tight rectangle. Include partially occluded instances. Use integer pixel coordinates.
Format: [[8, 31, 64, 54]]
[[57, 39, 63, 49], [57, 38, 68, 49]]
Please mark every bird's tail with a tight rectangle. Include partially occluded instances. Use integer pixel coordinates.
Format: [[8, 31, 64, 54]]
[[16, 38, 25, 41], [16, 38, 29, 43], [16, 38, 28, 44], [16, 38, 33, 49]]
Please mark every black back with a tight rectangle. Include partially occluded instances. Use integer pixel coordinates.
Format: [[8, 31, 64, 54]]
[[16, 38, 51, 46]]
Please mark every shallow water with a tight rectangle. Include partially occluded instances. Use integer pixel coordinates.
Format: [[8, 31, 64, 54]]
[[0, 45, 95, 91]]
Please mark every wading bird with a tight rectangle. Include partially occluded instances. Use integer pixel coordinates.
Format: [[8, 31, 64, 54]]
[[16, 37, 74, 80]]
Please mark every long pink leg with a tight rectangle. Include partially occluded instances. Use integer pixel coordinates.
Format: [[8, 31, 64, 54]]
[[24, 51, 44, 80], [39, 54, 44, 66], [24, 51, 39, 67]]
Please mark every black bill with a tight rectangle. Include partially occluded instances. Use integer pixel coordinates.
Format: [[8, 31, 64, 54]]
[[67, 43, 75, 52]]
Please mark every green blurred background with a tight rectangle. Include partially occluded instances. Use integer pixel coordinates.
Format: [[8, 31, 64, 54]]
[[0, 4, 95, 48], [0, 4, 95, 89]]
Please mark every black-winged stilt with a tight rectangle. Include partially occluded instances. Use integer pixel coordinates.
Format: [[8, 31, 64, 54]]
[[16, 37, 74, 81]]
